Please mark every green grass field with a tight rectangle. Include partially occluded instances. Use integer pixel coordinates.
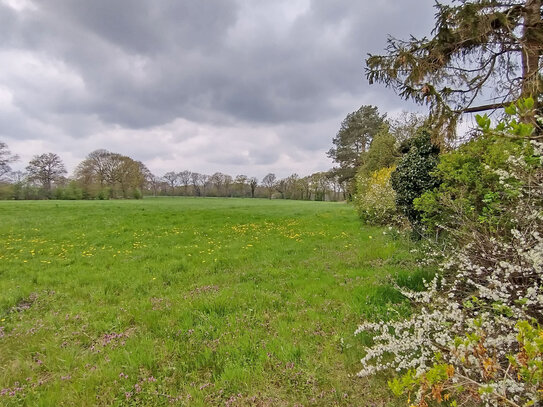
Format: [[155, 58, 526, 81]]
[[0, 198, 429, 406]]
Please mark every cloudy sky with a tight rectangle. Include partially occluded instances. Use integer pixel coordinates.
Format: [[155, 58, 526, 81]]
[[1, 0, 437, 179]]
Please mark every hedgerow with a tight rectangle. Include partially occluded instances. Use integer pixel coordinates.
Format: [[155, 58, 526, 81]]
[[356, 100, 543, 406]]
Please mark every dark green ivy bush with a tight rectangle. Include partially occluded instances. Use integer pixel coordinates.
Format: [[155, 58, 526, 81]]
[[390, 130, 440, 235]]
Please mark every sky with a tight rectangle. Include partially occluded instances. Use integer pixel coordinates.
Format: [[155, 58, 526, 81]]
[[0, 0, 438, 180]]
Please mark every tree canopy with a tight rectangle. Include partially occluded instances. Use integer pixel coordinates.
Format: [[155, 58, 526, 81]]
[[366, 0, 543, 138], [26, 152, 67, 194], [327, 105, 387, 188], [75, 149, 149, 199]]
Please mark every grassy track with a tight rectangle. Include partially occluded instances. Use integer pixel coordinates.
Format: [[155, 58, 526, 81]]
[[0, 198, 427, 406]]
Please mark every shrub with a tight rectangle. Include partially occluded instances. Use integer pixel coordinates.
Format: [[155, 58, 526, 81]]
[[414, 130, 531, 240], [353, 166, 400, 225], [97, 187, 111, 200], [54, 181, 84, 200], [391, 130, 440, 235]]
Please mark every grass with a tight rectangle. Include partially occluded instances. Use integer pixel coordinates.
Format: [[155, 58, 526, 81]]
[[0, 198, 431, 406]]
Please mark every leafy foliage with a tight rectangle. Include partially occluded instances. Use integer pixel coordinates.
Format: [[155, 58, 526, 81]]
[[327, 105, 387, 193], [74, 149, 150, 199], [358, 130, 398, 177], [416, 99, 540, 239], [356, 107, 543, 407], [390, 131, 440, 234], [354, 166, 399, 225]]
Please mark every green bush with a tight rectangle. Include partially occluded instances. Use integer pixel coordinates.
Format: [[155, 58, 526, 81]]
[[415, 133, 529, 237], [358, 130, 398, 177], [97, 187, 111, 200], [353, 166, 400, 225], [415, 100, 539, 240], [390, 130, 440, 234]]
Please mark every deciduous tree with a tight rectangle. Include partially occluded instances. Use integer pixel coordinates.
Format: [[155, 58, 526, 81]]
[[262, 173, 276, 199], [178, 170, 191, 195], [249, 177, 258, 198], [0, 141, 19, 178], [163, 171, 179, 195], [26, 152, 67, 195]]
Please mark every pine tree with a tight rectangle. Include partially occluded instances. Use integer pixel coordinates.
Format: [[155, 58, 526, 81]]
[[366, 0, 542, 138]]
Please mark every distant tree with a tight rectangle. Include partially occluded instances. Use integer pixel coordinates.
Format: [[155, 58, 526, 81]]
[[366, 0, 543, 137], [0, 141, 19, 178], [299, 176, 311, 200], [209, 172, 226, 196], [282, 174, 301, 199], [327, 105, 387, 194], [190, 172, 203, 196], [136, 161, 153, 194], [26, 152, 67, 196], [326, 171, 345, 201], [262, 173, 277, 198], [75, 150, 149, 199], [223, 174, 233, 197], [275, 178, 287, 199], [249, 177, 258, 198], [148, 174, 163, 197], [309, 172, 330, 201], [201, 174, 211, 197], [78, 149, 110, 186], [234, 174, 249, 197], [178, 170, 191, 195], [116, 159, 148, 198], [7, 170, 26, 184], [163, 171, 179, 195]]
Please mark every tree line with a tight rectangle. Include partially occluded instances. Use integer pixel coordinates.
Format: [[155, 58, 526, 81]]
[[0, 146, 347, 201]]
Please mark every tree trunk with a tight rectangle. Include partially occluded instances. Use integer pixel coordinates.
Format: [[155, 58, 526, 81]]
[[521, 0, 542, 122]]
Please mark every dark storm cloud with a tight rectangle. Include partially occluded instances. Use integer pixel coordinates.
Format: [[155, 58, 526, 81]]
[[0, 0, 438, 176]]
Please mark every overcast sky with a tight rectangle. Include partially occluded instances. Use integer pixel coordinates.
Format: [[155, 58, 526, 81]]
[[1, 0, 437, 179]]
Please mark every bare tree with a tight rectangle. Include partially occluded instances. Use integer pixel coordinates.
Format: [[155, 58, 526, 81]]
[[178, 170, 191, 195], [75, 149, 110, 187], [190, 172, 202, 196], [234, 174, 248, 197], [163, 171, 179, 195], [26, 152, 67, 196], [209, 172, 226, 196], [201, 174, 211, 197], [249, 177, 258, 198], [0, 141, 19, 178], [148, 174, 162, 197], [262, 173, 276, 199]]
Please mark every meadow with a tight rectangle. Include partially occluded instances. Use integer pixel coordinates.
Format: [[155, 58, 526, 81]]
[[0, 198, 430, 406]]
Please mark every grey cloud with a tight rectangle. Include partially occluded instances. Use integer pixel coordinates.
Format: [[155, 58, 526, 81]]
[[0, 0, 439, 176]]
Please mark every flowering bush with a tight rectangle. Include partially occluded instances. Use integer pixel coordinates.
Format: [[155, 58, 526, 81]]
[[353, 166, 401, 225], [356, 103, 543, 406], [415, 113, 537, 241]]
